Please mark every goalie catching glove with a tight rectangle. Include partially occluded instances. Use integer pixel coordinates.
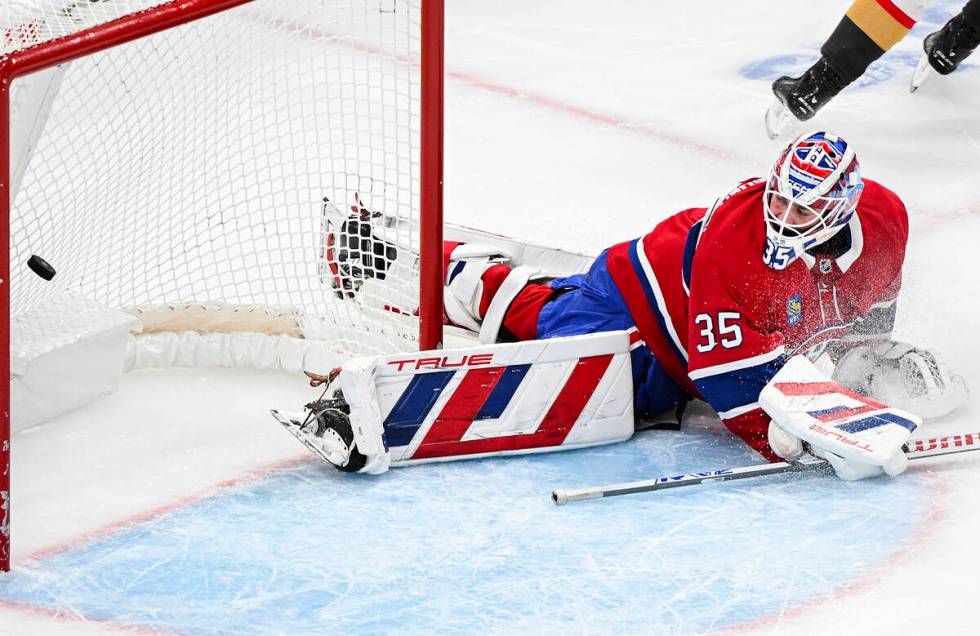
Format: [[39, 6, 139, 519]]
[[832, 341, 968, 419], [761, 355, 922, 481]]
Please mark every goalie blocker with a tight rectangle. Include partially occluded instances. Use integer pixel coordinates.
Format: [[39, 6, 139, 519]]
[[761, 356, 922, 481], [273, 331, 635, 473]]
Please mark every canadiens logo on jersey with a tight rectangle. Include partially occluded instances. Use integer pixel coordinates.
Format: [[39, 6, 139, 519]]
[[787, 294, 803, 326], [790, 138, 844, 197]]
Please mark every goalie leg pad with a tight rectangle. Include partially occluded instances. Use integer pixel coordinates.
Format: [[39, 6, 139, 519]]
[[443, 243, 512, 333], [443, 243, 544, 343], [336, 356, 392, 474], [285, 331, 636, 473], [477, 265, 541, 344], [383, 331, 635, 467]]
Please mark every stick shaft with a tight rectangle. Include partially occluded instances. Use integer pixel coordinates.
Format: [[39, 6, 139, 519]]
[[551, 458, 829, 504], [905, 432, 980, 459], [551, 431, 980, 505]]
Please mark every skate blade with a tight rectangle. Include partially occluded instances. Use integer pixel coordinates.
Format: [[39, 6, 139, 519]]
[[271, 408, 337, 466], [910, 53, 935, 92], [764, 97, 795, 140]]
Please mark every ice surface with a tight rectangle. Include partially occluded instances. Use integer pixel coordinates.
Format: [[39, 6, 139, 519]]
[[0, 417, 939, 634], [3, 0, 980, 633]]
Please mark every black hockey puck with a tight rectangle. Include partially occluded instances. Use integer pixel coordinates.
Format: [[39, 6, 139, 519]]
[[27, 254, 56, 281]]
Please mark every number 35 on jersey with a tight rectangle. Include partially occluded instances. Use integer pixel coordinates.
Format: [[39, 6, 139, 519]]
[[694, 312, 743, 352]]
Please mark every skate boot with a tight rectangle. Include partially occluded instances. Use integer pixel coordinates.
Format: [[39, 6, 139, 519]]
[[322, 194, 401, 300], [271, 393, 368, 472], [911, 12, 980, 91], [765, 57, 848, 139]]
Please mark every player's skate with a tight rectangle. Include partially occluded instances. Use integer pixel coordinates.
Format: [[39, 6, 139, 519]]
[[320, 192, 593, 316], [271, 393, 368, 472], [910, 12, 980, 92], [320, 194, 414, 303], [765, 57, 848, 139]]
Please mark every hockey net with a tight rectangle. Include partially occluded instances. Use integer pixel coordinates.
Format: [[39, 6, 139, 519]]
[[1, 0, 443, 569]]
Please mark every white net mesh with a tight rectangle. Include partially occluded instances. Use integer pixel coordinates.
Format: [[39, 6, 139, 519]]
[[8, 0, 425, 357]]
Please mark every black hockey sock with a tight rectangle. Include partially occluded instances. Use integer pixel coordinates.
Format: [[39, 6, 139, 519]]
[[819, 0, 926, 86], [964, 0, 980, 33], [821, 16, 885, 87]]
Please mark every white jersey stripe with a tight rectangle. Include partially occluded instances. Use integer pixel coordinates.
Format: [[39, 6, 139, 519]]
[[718, 402, 762, 420], [788, 321, 856, 356], [688, 346, 785, 381], [633, 240, 688, 362]]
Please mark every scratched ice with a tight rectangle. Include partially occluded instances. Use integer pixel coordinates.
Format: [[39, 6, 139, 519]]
[[0, 417, 931, 635], [2, 0, 980, 633]]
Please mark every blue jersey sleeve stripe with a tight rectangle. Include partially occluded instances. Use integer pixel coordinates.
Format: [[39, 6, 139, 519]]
[[681, 220, 701, 295], [475, 364, 531, 420], [688, 347, 785, 381], [627, 239, 689, 364], [693, 356, 784, 413], [383, 370, 456, 447]]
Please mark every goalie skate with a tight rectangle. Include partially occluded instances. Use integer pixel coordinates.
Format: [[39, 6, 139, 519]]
[[320, 194, 418, 311], [319, 193, 596, 328], [271, 397, 368, 472]]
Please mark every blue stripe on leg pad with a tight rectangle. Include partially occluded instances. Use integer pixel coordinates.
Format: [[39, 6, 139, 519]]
[[475, 364, 531, 420], [383, 371, 456, 447]]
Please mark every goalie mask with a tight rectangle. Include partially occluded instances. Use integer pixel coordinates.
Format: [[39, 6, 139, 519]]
[[762, 131, 864, 270]]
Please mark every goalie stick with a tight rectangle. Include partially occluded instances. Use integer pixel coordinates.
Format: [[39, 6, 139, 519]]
[[551, 432, 980, 505]]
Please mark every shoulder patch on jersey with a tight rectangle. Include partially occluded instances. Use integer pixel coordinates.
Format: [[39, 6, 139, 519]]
[[787, 294, 803, 326]]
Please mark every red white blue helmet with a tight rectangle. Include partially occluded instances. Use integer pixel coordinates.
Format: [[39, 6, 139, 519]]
[[762, 131, 864, 270]]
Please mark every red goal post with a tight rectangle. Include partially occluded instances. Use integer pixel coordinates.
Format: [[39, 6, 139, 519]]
[[0, 0, 445, 572]]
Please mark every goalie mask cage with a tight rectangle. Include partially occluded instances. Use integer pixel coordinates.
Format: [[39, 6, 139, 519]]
[[0, 0, 445, 571]]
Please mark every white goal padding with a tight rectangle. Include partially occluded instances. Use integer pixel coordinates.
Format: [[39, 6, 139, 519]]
[[11, 293, 138, 432]]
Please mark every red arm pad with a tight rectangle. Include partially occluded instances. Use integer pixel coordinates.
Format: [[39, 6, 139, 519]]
[[722, 406, 780, 463]]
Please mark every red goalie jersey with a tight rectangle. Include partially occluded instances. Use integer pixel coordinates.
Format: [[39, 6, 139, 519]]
[[605, 176, 908, 459]]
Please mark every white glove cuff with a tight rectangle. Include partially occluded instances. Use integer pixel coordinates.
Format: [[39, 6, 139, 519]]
[[767, 421, 804, 460]]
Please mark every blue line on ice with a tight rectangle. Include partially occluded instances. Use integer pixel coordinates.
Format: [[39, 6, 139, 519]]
[[0, 429, 931, 635], [739, 0, 971, 90]]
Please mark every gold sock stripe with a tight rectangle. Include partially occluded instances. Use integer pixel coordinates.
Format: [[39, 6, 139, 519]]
[[846, 0, 914, 51]]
